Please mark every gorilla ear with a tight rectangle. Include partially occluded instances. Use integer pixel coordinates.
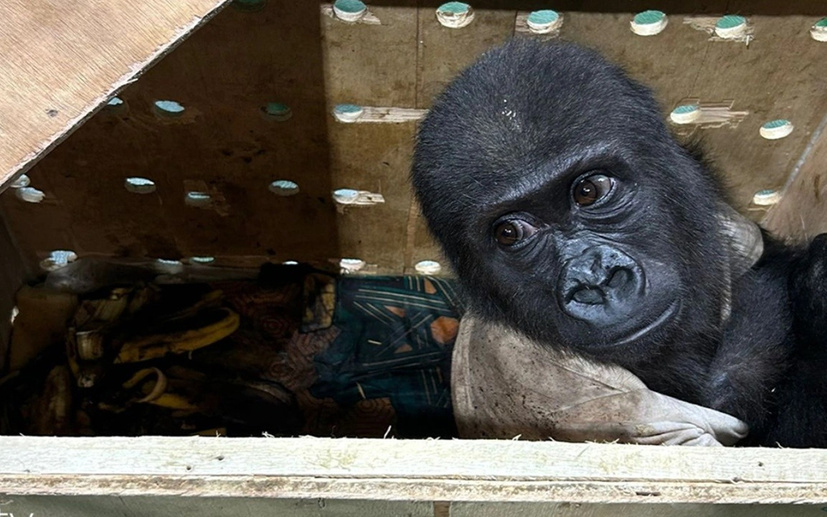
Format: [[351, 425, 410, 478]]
[[717, 203, 764, 323], [718, 203, 764, 277]]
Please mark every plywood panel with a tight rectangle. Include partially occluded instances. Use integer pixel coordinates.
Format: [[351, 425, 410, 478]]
[[451, 502, 820, 517], [0, 496, 432, 517], [408, 2, 827, 258], [2, 1, 342, 268], [0, 0, 231, 189], [763, 115, 827, 241], [323, 3, 419, 271], [1, 436, 827, 504], [3, 1, 825, 272]]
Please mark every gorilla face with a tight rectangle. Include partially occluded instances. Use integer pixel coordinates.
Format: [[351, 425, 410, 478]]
[[412, 39, 730, 364]]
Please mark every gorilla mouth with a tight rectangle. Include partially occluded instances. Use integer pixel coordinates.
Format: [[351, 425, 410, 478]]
[[594, 300, 680, 350]]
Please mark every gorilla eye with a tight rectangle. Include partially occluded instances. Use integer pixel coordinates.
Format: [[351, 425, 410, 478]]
[[493, 219, 536, 247], [573, 174, 614, 207]]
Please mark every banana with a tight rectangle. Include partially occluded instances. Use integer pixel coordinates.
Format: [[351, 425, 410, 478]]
[[146, 392, 199, 411], [122, 367, 168, 403], [114, 307, 240, 363]]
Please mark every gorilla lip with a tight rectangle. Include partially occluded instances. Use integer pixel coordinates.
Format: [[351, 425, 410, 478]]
[[592, 300, 680, 350]]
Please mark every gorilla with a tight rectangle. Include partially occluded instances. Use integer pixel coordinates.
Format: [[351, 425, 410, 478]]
[[411, 38, 827, 447]]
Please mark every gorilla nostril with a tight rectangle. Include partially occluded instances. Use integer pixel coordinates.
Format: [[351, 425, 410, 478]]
[[572, 286, 604, 305], [607, 267, 633, 289]]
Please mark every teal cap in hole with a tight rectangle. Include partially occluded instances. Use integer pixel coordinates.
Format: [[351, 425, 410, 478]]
[[716, 15, 745, 29], [633, 10, 664, 25], [154, 100, 185, 115], [335, 104, 362, 114], [438, 2, 470, 14], [271, 180, 298, 190], [528, 10, 559, 25], [333, 0, 366, 13], [262, 102, 292, 121], [673, 104, 699, 114], [763, 119, 790, 129], [270, 180, 300, 196]]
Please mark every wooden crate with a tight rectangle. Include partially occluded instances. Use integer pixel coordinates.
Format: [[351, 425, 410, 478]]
[[1, 1, 827, 514]]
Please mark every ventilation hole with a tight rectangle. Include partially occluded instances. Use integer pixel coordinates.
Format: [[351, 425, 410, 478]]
[[339, 258, 366, 273], [15, 187, 45, 203], [185, 191, 212, 207], [40, 250, 78, 271], [124, 177, 157, 194], [526, 10, 561, 34], [436, 2, 474, 28], [752, 189, 781, 206], [155, 258, 185, 274], [669, 104, 701, 124], [269, 180, 300, 196], [333, 0, 367, 22], [10, 306, 18, 326], [415, 260, 442, 274], [9, 174, 30, 189], [332, 188, 359, 204], [333, 104, 364, 123], [630, 10, 667, 36], [714, 15, 747, 38], [232, 0, 266, 11], [154, 100, 186, 116], [759, 119, 794, 140], [105, 96, 129, 113], [189, 256, 215, 264], [812, 18, 827, 41], [261, 102, 292, 121]]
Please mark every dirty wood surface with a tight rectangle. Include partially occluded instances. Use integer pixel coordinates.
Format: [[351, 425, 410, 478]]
[[0, 0, 230, 189], [3, 2, 825, 273], [0, 0, 827, 274], [1, 436, 827, 505], [763, 114, 827, 241]]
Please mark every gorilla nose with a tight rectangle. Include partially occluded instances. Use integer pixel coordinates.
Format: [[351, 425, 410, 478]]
[[560, 246, 642, 318]]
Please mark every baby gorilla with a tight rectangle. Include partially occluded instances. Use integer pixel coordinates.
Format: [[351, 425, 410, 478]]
[[412, 38, 827, 447]]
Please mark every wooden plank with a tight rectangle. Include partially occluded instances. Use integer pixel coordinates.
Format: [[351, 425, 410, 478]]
[[0, 498, 820, 517], [451, 502, 821, 516], [0, 214, 27, 369], [0, 1, 343, 268], [323, 3, 419, 272], [407, 2, 827, 266], [539, 6, 827, 218], [1, 437, 827, 504], [0, 495, 433, 517], [762, 113, 827, 241], [0, 0, 231, 190]]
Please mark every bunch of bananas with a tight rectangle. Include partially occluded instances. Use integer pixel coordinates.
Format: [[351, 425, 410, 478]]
[[65, 284, 240, 414]]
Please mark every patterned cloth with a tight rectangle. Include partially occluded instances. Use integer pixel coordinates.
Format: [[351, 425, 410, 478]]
[[215, 271, 463, 438]]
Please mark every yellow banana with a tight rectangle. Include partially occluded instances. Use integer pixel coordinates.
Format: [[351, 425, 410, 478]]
[[123, 367, 168, 403], [146, 392, 199, 411], [114, 307, 240, 363]]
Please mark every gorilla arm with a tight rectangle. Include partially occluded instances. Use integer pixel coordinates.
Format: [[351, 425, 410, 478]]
[[453, 314, 748, 446]]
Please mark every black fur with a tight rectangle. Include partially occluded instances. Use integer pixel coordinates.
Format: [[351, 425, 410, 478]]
[[412, 38, 827, 447]]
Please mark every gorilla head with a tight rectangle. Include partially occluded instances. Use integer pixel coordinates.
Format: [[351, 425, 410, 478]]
[[412, 39, 731, 368]]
